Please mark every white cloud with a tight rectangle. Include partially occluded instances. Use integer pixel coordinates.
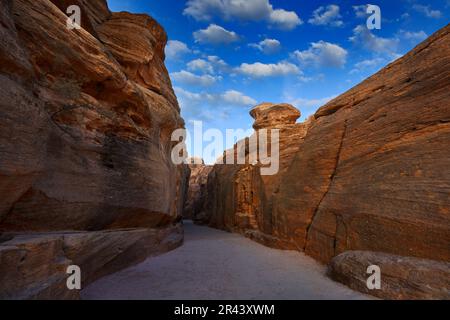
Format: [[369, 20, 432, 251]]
[[308, 5, 343, 27], [187, 59, 215, 74], [165, 40, 191, 59], [207, 55, 229, 71], [269, 9, 303, 30], [350, 58, 385, 74], [221, 90, 257, 105], [349, 25, 400, 55], [186, 56, 229, 76], [249, 38, 281, 54], [290, 95, 337, 109], [353, 5, 368, 18], [193, 24, 240, 45], [236, 61, 300, 77], [171, 70, 220, 86], [398, 30, 428, 42], [283, 94, 337, 119], [292, 41, 348, 68], [175, 87, 256, 108], [184, 0, 302, 30], [413, 4, 442, 19], [174, 86, 256, 120]]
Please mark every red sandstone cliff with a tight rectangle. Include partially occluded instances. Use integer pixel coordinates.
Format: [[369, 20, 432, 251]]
[[0, 0, 187, 299], [200, 25, 450, 299]]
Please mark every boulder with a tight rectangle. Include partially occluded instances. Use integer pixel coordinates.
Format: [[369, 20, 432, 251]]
[[328, 251, 450, 300]]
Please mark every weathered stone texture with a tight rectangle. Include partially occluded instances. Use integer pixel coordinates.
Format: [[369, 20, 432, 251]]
[[0, 0, 186, 299]]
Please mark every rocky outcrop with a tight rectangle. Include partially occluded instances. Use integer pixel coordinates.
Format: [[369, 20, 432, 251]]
[[202, 103, 312, 244], [201, 25, 450, 299], [183, 158, 212, 222], [0, 0, 186, 299], [272, 25, 450, 265], [328, 251, 450, 300], [0, 225, 182, 300]]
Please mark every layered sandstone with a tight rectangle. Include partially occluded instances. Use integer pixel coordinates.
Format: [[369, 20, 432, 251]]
[[272, 25, 450, 264], [201, 25, 450, 299], [0, 0, 186, 299], [202, 103, 312, 243], [328, 251, 450, 299], [183, 158, 212, 222]]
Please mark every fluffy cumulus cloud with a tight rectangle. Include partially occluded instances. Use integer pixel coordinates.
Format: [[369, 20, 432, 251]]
[[221, 90, 257, 105], [292, 41, 347, 68], [174, 86, 256, 120], [349, 25, 400, 56], [184, 0, 302, 30], [398, 30, 428, 42], [187, 59, 215, 74], [308, 5, 343, 27], [187, 56, 229, 74], [236, 61, 300, 77], [165, 40, 191, 59], [193, 24, 240, 44], [413, 4, 442, 19], [268, 9, 303, 30], [249, 38, 281, 54], [171, 70, 221, 86]]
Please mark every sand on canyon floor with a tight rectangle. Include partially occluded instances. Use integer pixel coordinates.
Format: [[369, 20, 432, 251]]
[[82, 221, 370, 300]]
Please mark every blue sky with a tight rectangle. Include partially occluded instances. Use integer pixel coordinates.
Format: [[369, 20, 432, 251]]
[[107, 0, 449, 163]]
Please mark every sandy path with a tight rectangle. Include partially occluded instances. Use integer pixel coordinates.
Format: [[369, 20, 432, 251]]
[[82, 221, 369, 300]]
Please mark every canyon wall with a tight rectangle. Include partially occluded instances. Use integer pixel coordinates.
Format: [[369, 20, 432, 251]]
[[183, 157, 212, 222], [200, 25, 450, 299], [0, 0, 186, 299]]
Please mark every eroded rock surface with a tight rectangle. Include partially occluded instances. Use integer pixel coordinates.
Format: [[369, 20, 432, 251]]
[[0, 0, 185, 299], [201, 25, 450, 299], [183, 158, 213, 222], [273, 25, 450, 265], [202, 103, 312, 243], [328, 251, 450, 300]]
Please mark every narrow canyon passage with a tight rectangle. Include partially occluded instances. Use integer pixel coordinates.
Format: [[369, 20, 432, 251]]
[[82, 221, 369, 300]]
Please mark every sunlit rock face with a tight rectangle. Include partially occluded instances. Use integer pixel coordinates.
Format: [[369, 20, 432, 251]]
[[201, 103, 312, 243], [0, 0, 186, 299], [201, 25, 450, 299], [272, 25, 450, 265]]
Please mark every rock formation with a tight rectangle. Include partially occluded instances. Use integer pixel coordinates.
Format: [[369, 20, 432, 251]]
[[0, 0, 186, 299], [328, 251, 450, 300], [183, 158, 212, 222], [203, 103, 312, 247], [272, 25, 450, 265], [200, 24, 450, 299]]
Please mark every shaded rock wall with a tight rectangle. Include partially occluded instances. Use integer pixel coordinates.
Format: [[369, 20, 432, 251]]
[[328, 251, 450, 300], [0, 0, 186, 299], [183, 158, 212, 222]]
